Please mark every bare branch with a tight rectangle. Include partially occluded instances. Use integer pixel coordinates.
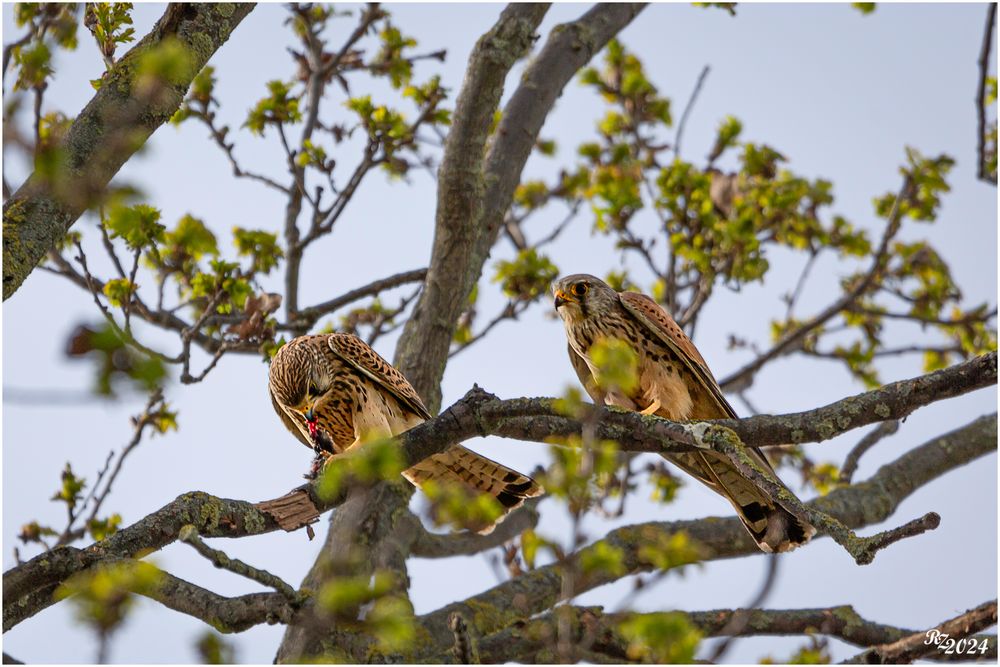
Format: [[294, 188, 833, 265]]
[[4, 399, 994, 634], [845, 600, 998, 664], [395, 2, 550, 407], [411, 499, 540, 558], [674, 64, 710, 159], [178, 525, 301, 603], [293, 268, 428, 330], [841, 419, 900, 483], [977, 3, 997, 184], [461, 605, 996, 664]]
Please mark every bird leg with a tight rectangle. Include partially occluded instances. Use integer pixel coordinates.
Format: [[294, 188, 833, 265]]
[[304, 452, 328, 480], [640, 399, 662, 416]]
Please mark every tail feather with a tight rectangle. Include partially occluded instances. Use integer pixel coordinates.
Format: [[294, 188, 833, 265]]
[[665, 449, 815, 552], [402, 445, 543, 532]]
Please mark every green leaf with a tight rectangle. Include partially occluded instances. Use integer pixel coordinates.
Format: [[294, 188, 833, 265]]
[[232, 227, 283, 274], [51, 463, 86, 512], [618, 611, 702, 663], [104, 204, 165, 250], [102, 278, 136, 308]]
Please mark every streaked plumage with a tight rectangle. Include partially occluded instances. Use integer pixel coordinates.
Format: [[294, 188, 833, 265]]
[[269, 333, 542, 532], [553, 274, 814, 552]]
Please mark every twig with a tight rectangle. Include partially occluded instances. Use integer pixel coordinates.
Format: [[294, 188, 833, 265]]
[[178, 525, 301, 603], [54, 390, 167, 547], [976, 3, 997, 183], [123, 248, 141, 334], [191, 108, 290, 194], [785, 250, 819, 319], [706, 553, 780, 662], [720, 176, 914, 393], [293, 268, 428, 329], [449, 301, 528, 359], [674, 65, 710, 159], [841, 420, 900, 483]]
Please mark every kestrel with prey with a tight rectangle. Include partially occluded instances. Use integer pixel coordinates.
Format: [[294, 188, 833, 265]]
[[552, 274, 814, 552], [268, 333, 542, 532]]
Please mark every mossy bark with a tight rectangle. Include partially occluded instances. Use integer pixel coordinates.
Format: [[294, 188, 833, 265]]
[[2, 3, 255, 301]]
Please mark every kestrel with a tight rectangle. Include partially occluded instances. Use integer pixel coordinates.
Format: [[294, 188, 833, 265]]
[[268, 333, 542, 532], [552, 274, 815, 552]]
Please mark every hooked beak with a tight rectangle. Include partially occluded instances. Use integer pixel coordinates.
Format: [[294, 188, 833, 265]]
[[553, 288, 574, 310], [303, 405, 318, 439]]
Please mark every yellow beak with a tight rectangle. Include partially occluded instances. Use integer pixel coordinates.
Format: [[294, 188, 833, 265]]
[[553, 288, 575, 309]]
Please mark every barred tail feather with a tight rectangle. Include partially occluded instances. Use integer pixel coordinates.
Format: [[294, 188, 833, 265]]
[[403, 445, 543, 533], [666, 450, 815, 552]]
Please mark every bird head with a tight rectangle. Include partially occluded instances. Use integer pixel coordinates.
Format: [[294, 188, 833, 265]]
[[552, 274, 617, 323], [269, 338, 329, 435]]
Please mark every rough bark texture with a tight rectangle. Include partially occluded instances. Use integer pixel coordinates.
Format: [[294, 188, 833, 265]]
[[413, 413, 996, 656], [462, 605, 997, 663], [4, 383, 993, 642], [2, 3, 255, 301], [395, 3, 646, 412], [277, 6, 554, 660]]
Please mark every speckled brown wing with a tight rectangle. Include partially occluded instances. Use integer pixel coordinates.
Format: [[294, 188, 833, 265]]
[[618, 291, 738, 420], [325, 332, 432, 421], [324, 333, 542, 531], [616, 290, 814, 552]]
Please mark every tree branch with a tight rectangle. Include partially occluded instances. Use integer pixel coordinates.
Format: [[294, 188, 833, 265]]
[[394, 2, 550, 408], [845, 600, 998, 664], [411, 499, 541, 558], [841, 419, 900, 483], [718, 175, 914, 393], [292, 268, 427, 330], [452, 604, 997, 664], [3, 3, 256, 301], [5, 356, 994, 634], [178, 525, 301, 603], [977, 2, 997, 184], [415, 412, 996, 654]]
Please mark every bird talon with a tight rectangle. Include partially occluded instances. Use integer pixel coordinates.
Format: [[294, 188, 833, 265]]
[[640, 400, 662, 416]]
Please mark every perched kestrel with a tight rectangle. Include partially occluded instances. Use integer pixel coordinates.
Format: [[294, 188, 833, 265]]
[[268, 333, 542, 532], [552, 274, 815, 552]]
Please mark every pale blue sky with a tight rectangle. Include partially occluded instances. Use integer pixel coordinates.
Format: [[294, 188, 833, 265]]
[[3, 2, 997, 663]]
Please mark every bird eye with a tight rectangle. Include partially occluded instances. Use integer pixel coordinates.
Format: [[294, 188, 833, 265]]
[[308, 382, 320, 396], [571, 282, 589, 297]]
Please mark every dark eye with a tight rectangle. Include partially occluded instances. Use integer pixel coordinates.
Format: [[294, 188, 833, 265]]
[[308, 382, 320, 395], [571, 282, 589, 297]]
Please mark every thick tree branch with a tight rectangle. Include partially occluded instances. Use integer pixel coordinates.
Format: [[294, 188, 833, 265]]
[[394, 2, 550, 408], [2, 3, 256, 301], [452, 605, 997, 664], [410, 498, 541, 558], [415, 413, 996, 654], [845, 600, 998, 664], [5, 357, 994, 634]]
